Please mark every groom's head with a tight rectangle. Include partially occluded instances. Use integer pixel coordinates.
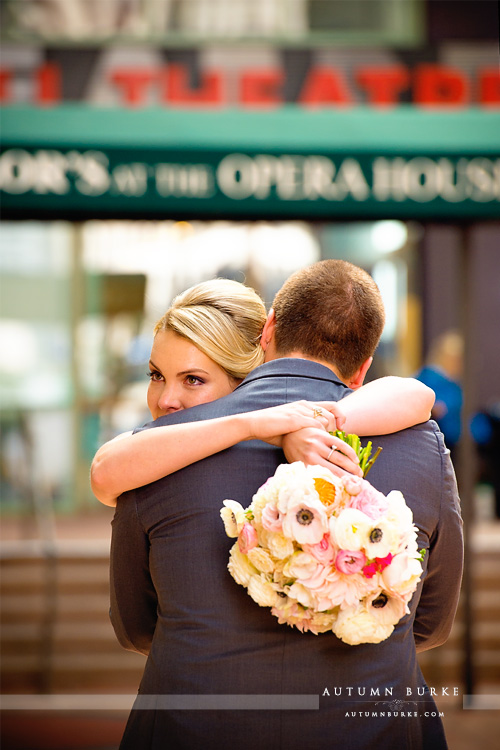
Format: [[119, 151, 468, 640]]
[[261, 260, 385, 388]]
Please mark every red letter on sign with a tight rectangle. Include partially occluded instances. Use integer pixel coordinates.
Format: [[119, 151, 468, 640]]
[[299, 67, 353, 107], [479, 68, 500, 107], [165, 65, 223, 105], [414, 65, 469, 107], [36, 63, 61, 105], [0, 69, 11, 102], [111, 69, 157, 106], [356, 66, 409, 106], [240, 69, 284, 107]]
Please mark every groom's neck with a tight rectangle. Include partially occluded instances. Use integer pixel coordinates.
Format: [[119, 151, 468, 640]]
[[264, 349, 346, 384]]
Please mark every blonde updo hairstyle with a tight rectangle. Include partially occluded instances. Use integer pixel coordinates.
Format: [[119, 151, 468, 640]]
[[154, 279, 267, 381]]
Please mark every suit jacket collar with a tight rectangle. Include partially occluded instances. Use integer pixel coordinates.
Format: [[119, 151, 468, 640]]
[[236, 357, 346, 390]]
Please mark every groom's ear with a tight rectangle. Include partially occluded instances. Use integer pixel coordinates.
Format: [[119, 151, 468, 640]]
[[347, 356, 373, 390], [260, 309, 277, 357]]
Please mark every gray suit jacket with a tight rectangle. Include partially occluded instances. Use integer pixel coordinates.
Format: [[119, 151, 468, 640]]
[[110, 359, 463, 750]]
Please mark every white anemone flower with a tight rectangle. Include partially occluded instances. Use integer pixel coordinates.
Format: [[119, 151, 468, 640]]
[[220, 500, 246, 537], [330, 508, 372, 551], [281, 497, 329, 545]]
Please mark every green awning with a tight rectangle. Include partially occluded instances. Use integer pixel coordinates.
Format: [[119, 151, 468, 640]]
[[1, 105, 499, 218]]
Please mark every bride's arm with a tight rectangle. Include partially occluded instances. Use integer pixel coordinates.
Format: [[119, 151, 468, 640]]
[[341, 376, 434, 435], [91, 377, 434, 507], [90, 400, 356, 508]]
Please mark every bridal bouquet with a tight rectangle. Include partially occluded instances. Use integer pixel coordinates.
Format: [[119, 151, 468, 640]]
[[220, 438, 424, 645]]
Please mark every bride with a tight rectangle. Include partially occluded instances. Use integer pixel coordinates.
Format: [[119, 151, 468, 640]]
[[91, 278, 434, 507]]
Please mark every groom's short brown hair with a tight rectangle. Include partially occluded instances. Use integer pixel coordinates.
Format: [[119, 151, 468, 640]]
[[272, 260, 385, 380]]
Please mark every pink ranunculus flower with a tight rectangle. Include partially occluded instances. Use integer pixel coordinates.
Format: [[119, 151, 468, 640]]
[[335, 549, 367, 575], [348, 480, 390, 521], [238, 522, 258, 555], [341, 475, 364, 497], [261, 503, 283, 533], [303, 533, 336, 565]]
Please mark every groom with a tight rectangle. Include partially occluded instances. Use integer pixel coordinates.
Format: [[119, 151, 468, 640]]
[[110, 260, 463, 750]]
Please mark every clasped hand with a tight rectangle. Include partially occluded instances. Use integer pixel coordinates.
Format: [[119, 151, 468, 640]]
[[247, 400, 362, 478]]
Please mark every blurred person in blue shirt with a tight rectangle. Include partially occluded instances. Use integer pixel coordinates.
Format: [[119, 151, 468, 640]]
[[416, 330, 463, 462]]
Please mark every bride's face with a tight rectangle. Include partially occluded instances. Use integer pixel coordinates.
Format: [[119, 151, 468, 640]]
[[147, 329, 238, 419]]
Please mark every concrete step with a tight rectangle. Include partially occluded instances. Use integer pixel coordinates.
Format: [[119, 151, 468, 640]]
[[0, 562, 110, 594], [1, 593, 113, 623], [1, 622, 120, 654]]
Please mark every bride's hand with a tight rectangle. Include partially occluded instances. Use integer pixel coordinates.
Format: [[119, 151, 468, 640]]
[[282, 428, 363, 478], [246, 400, 347, 445]]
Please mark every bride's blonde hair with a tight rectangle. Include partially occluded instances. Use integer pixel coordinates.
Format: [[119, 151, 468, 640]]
[[154, 279, 267, 381]]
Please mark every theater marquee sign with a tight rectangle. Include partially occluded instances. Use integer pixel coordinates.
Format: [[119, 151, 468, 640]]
[[1, 147, 499, 218], [1, 107, 499, 219]]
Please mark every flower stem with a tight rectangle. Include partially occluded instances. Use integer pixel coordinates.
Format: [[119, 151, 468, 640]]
[[330, 430, 383, 477]]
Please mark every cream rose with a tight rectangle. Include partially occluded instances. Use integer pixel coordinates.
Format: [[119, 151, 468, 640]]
[[334, 603, 395, 645], [267, 532, 295, 560], [250, 487, 275, 524], [247, 546, 275, 574], [227, 543, 258, 587], [309, 611, 337, 634], [286, 582, 316, 609], [247, 575, 280, 607]]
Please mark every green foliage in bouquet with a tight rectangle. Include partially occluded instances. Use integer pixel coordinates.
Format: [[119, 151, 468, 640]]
[[330, 430, 382, 477]]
